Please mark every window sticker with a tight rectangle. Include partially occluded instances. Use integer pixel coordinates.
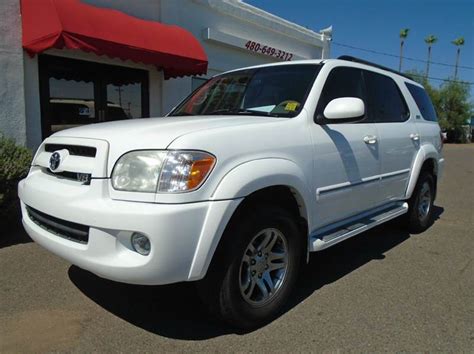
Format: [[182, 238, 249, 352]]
[[284, 101, 299, 111]]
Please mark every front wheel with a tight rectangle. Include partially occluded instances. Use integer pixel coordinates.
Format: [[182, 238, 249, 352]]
[[198, 204, 302, 329], [407, 171, 435, 233]]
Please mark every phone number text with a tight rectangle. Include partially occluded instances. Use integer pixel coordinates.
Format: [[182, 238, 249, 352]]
[[244, 41, 294, 61]]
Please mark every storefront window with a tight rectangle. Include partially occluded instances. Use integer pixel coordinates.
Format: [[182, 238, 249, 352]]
[[49, 78, 96, 133], [39, 55, 149, 138], [106, 82, 142, 120]]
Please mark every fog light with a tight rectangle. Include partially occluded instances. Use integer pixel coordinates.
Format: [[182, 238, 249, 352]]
[[131, 233, 151, 256]]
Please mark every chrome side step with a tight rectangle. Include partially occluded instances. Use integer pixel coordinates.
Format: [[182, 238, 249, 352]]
[[310, 202, 408, 252]]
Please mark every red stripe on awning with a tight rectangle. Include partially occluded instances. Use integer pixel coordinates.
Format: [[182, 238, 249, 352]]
[[20, 0, 208, 79]]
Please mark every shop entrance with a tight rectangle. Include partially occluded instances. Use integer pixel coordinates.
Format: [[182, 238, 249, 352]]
[[39, 55, 149, 138]]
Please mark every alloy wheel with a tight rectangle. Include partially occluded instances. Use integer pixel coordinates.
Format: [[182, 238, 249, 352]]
[[417, 181, 432, 220], [238, 228, 289, 307]]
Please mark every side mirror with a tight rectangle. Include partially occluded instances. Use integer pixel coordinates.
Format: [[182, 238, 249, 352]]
[[323, 97, 365, 120]]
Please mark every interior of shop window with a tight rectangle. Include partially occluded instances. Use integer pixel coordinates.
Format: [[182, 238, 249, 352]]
[[38, 55, 149, 138]]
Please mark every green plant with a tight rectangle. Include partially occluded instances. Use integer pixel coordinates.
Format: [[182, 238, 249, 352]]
[[437, 80, 472, 142], [0, 135, 32, 214]]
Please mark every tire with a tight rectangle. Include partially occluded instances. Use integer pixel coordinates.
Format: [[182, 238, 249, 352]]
[[197, 204, 303, 329], [407, 171, 435, 233]]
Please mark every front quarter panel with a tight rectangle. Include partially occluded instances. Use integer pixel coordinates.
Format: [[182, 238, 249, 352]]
[[161, 115, 314, 205], [188, 158, 313, 280], [211, 158, 312, 216]]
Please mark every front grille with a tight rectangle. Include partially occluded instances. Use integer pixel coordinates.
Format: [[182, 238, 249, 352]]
[[45, 144, 97, 158], [26, 206, 89, 244]]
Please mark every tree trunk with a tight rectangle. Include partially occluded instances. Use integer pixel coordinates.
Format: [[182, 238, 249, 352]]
[[399, 40, 404, 72], [454, 47, 460, 80], [426, 46, 432, 78]]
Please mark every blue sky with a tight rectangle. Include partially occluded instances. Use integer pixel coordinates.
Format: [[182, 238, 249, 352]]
[[246, 0, 474, 97]]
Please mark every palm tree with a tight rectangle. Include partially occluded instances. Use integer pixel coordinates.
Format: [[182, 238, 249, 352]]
[[424, 35, 437, 78], [399, 28, 410, 72], [452, 37, 465, 80]]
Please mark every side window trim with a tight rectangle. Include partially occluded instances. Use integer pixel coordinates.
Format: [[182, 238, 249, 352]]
[[391, 76, 410, 122], [314, 66, 369, 124], [405, 82, 438, 122], [363, 69, 411, 123]]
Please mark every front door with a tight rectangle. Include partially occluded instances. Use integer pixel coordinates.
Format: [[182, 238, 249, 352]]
[[39, 55, 149, 138], [310, 66, 381, 227]]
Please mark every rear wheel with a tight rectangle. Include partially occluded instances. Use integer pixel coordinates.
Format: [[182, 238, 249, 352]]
[[407, 171, 435, 233], [198, 204, 302, 329]]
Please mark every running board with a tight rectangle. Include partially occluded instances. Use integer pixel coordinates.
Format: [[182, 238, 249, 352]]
[[310, 202, 409, 252]]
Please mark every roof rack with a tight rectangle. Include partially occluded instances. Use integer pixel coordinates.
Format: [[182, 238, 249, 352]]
[[337, 55, 414, 80]]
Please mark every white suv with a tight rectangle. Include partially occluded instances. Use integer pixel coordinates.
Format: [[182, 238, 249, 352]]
[[19, 56, 444, 329]]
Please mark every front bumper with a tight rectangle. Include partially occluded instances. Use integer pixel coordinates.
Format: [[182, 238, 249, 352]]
[[18, 173, 241, 285]]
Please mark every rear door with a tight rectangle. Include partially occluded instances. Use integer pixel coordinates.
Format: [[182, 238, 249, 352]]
[[405, 82, 443, 151], [310, 66, 381, 226], [364, 70, 419, 202]]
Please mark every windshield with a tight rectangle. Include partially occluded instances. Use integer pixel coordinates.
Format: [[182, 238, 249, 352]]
[[169, 64, 321, 118]]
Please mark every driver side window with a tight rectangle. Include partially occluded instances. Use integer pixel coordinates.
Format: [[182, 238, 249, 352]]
[[315, 67, 367, 122]]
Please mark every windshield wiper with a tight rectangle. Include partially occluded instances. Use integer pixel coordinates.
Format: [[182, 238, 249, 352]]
[[206, 109, 283, 117], [169, 112, 193, 116]]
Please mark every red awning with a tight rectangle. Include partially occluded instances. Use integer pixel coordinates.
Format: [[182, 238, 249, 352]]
[[20, 0, 208, 79]]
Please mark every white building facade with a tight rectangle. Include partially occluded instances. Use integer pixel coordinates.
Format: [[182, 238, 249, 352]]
[[0, 0, 331, 149]]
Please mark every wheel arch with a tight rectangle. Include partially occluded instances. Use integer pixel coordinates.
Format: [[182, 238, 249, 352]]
[[406, 145, 439, 199], [188, 159, 313, 280], [211, 158, 313, 224]]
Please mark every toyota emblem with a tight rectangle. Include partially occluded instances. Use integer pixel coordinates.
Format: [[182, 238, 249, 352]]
[[49, 152, 61, 171]]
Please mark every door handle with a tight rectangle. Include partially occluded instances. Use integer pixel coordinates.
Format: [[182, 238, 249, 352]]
[[363, 135, 377, 144], [410, 133, 420, 141]]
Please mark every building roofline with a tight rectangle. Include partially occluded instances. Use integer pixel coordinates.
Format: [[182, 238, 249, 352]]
[[192, 0, 329, 47]]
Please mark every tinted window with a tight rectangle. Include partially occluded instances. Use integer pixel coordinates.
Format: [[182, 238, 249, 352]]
[[365, 71, 409, 123], [406, 83, 438, 122], [316, 67, 366, 119], [170, 65, 321, 118]]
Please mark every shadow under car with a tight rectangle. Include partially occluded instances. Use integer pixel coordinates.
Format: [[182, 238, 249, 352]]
[[68, 206, 444, 339]]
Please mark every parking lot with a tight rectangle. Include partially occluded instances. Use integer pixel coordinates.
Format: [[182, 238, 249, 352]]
[[0, 144, 472, 352]]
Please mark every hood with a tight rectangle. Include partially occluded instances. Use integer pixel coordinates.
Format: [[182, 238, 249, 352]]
[[53, 115, 278, 172]]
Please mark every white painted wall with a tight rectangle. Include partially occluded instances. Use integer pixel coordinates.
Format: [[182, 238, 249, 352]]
[[0, 0, 329, 148], [83, 0, 161, 21], [23, 54, 42, 149], [0, 0, 26, 145], [159, 0, 327, 113]]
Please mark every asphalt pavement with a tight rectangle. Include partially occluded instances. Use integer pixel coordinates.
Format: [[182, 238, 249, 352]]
[[0, 144, 473, 352]]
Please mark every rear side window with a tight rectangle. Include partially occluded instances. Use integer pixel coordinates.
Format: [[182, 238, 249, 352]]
[[316, 67, 366, 119], [405, 83, 438, 122], [365, 71, 409, 123]]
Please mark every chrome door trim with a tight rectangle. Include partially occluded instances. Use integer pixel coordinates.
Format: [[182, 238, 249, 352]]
[[316, 169, 410, 198]]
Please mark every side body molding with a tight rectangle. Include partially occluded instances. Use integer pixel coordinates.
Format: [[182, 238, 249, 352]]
[[187, 158, 314, 280], [405, 144, 440, 199]]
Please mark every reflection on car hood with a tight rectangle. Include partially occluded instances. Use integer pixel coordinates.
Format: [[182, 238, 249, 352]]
[[53, 115, 278, 172]]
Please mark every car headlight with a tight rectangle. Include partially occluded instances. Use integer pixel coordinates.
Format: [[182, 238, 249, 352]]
[[111, 150, 216, 193]]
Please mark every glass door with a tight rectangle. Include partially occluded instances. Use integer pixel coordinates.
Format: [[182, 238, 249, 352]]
[[39, 55, 149, 138], [102, 66, 148, 122]]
